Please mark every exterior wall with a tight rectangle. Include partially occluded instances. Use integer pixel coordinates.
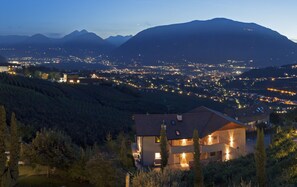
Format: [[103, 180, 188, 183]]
[[139, 136, 161, 166], [210, 127, 246, 160], [172, 153, 194, 166], [138, 127, 246, 166], [171, 139, 193, 146], [0, 66, 8, 73]]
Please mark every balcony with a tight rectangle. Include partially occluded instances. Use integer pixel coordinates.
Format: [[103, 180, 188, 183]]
[[202, 135, 220, 145], [171, 139, 193, 146], [170, 145, 193, 154], [201, 143, 226, 153]]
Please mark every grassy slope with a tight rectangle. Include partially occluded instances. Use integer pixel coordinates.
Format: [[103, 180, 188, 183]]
[[17, 165, 93, 187]]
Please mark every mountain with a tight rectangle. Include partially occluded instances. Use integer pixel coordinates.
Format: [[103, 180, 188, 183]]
[[0, 30, 114, 57], [237, 63, 297, 79], [60, 30, 114, 55], [63, 30, 105, 44], [114, 18, 297, 67], [62, 29, 89, 40], [105, 35, 133, 47], [0, 55, 7, 63], [23, 34, 58, 47]]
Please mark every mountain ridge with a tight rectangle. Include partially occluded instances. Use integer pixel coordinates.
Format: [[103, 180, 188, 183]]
[[113, 18, 297, 67], [0, 30, 114, 57], [0, 19, 297, 67], [105, 35, 133, 47]]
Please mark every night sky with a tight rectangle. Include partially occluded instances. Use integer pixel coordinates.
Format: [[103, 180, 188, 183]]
[[1, 0, 297, 40]]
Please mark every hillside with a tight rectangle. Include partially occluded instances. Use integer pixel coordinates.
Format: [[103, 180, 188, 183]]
[[114, 18, 297, 67], [238, 63, 297, 78], [0, 74, 225, 145]]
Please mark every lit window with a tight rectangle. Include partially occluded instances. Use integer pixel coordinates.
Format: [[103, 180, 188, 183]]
[[176, 130, 180, 136], [155, 152, 161, 159], [208, 135, 212, 144], [181, 139, 187, 146], [155, 136, 161, 143]]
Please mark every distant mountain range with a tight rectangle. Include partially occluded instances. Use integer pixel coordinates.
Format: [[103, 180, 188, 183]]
[[0, 30, 124, 57], [114, 18, 297, 67], [105, 35, 132, 47], [1, 18, 297, 67]]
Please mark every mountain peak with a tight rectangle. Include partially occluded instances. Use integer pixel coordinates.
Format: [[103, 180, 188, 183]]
[[63, 30, 93, 40], [26, 34, 51, 43], [80, 29, 89, 34], [30, 34, 48, 39], [114, 19, 297, 67], [209, 17, 234, 22]]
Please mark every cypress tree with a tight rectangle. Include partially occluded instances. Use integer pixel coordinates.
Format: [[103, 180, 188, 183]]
[[105, 132, 115, 153], [9, 112, 19, 187], [193, 129, 203, 187], [120, 137, 128, 167], [160, 124, 168, 171], [255, 128, 266, 187], [0, 106, 6, 186]]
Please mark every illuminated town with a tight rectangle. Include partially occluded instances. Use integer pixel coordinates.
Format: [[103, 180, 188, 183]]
[[4, 55, 297, 114]]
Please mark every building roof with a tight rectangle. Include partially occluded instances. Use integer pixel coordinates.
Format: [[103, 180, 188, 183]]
[[225, 103, 271, 123], [135, 106, 246, 139]]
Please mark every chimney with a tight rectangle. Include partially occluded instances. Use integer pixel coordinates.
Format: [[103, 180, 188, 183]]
[[177, 114, 182, 121], [160, 120, 166, 130]]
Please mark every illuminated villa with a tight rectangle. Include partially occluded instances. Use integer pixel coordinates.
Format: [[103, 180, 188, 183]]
[[134, 106, 246, 168]]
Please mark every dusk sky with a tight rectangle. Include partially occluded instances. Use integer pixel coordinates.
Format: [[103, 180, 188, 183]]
[[1, 0, 297, 40]]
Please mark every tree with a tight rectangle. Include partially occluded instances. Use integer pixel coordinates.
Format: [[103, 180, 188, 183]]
[[8, 113, 20, 187], [193, 129, 203, 187], [120, 137, 128, 167], [105, 132, 116, 154], [132, 168, 188, 186], [0, 106, 6, 187], [86, 154, 123, 187], [255, 128, 266, 187], [68, 148, 88, 182], [28, 129, 78, 177], [160, 124, 168, 171], [270, 112, 281, 125]]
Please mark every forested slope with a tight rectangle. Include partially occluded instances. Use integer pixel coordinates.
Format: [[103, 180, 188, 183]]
[[0, 74, 225, 145]]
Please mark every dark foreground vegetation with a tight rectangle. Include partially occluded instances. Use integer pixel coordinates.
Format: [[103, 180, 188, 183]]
[[131, 127, 297, 187], [2, 73, 297, 186], [0, 73, 224, 145]]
